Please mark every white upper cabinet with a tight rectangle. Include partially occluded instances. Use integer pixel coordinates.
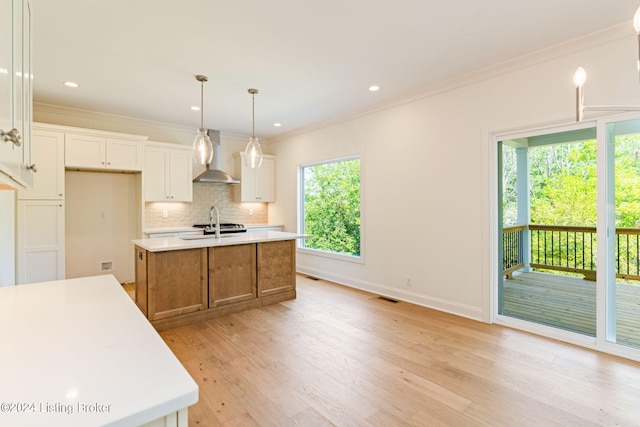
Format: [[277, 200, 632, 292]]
[[0, 0, 34, 188], [18, 128, 65, 200], [233, 152, 275, 202], [144, 142, 193, 202], [65, 133, 143, 171], [0, 0, 10, 154]]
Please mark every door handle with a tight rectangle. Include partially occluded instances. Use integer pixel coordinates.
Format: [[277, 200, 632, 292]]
[[0, 128, 21, 147]]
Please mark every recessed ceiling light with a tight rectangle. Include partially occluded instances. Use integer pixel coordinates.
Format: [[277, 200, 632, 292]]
[[369, 85, 380, 92], [273, 122, 282, 127], [190, 106, 200, 111], [63, 81, 79, 88]]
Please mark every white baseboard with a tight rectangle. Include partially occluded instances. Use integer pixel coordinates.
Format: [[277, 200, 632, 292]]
[[296, 265, 483, 322]]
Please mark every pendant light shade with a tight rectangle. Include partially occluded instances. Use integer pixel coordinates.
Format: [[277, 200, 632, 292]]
[[193, 127, 213, 165], [192, 75, 214, 165], [244, 88, 263, 168]]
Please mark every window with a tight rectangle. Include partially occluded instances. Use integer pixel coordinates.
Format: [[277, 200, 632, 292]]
[[300, 157, 362, 260]]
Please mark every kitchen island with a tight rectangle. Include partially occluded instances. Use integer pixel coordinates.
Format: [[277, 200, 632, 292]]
[[132, 231, 305, 331], [0, 275, 198, 427]]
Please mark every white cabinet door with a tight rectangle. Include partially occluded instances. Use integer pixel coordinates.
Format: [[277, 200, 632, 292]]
[[16, 200, 65, 284], [65, 133, 106, 169], [233, 152, 275, 202], [255, 156, 275, 202], [106, 138, 142, 171], [144, 146, 169, 201], [0, 0, 11, 148], [139, 408, 188, 427], [65, 134, 143, 171], [15, 0, 33, 187], [239, 160, 258, 200], [169, 149, 192, 202], [18, 129, 64, 200], [0, 191, 15, 286], [0, 0, 33, 188], [144, 144, 192, 202]]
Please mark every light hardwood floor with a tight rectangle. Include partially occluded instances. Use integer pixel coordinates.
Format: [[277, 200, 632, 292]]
[[159, 275, 640, 426]]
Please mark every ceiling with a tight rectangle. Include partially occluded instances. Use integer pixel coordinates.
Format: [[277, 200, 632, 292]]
[[33, 1, 640, 139]]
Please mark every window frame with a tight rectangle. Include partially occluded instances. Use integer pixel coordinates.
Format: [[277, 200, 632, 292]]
[[297, 155, 364, 264]]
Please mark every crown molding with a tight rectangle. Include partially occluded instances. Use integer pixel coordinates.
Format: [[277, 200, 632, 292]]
[[34, 102, 250, 143], [33, 121, 148, 140], [266, 22, 632, 144], [34, 102, 193, 134]]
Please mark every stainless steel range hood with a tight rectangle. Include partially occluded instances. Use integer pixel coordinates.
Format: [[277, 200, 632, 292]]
[[193, 130, 240, 184]]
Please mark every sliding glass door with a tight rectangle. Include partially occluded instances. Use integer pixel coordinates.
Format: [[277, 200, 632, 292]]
[[496, 115, 640, 356], [498, 126, 597, 337], [604, 118, 640, 350]]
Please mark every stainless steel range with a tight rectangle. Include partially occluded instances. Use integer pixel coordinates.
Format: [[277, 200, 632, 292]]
[[193, 223, 247, 235]]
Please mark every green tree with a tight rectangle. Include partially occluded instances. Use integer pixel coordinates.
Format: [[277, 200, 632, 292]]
[[614, 136, 640, 227], [501, 144, 518, 226], [530, 141, 597, 226], [303, 159, 361, 256], [525, 137, 640, 227]]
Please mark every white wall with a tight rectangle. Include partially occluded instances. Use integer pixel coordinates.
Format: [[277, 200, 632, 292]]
[[268, 28, 640, 321], [65, 171, 139, 283]]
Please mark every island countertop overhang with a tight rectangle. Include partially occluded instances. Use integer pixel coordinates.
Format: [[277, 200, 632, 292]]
[[0, 275, 198, 426], [133, 231, 307, 252]]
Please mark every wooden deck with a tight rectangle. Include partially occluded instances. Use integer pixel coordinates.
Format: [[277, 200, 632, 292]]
[[503, 271, 640, 348]]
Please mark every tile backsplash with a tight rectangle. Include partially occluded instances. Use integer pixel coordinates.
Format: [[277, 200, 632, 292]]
[[145, 183, 268, 229]]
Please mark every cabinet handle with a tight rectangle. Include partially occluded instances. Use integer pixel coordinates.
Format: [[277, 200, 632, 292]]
[[107, 162, 111, 166], [26, 164, 37, 173], [1, 128, 21, 147], [101, 161, 105, 165]]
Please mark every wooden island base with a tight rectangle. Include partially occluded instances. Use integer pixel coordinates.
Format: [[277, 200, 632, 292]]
[[135, 239, 296, 331]]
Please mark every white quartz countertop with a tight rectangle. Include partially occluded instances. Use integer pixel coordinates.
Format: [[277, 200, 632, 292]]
[[0, 275, 198, 427], [133, 230, 306, 252]]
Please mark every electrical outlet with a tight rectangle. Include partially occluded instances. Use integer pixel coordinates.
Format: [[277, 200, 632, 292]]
[[162, 209, 168, 218], [249, 209, 254, 216], [406, 275, 412, 286]]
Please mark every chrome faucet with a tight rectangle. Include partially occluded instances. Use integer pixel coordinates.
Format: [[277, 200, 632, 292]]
[[209, 205, 220, 238]]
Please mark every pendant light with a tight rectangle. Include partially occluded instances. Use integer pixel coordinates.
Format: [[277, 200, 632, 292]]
[[192, 74, 214, 165], [244, 88, 263, 168]]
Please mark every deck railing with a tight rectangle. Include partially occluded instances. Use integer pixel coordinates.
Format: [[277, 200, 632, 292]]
[[529, 225, 597, 280], [616, 228, 640, 280], [503, 225, 525, 279], [502, 224, 640, 281]]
